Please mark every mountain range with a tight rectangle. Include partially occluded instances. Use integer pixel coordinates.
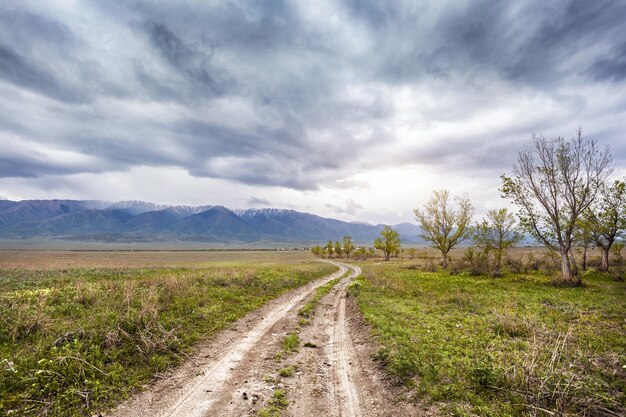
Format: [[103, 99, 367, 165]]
[[0, 200, 423, 245]]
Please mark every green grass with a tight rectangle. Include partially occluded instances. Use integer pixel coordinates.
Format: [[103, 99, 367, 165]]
[[0, 262, 335, 416], [282, 332, 300, 354], [278, 365, 295, 377], [257, 389, 288, 417], [353, 264, 626, 416]]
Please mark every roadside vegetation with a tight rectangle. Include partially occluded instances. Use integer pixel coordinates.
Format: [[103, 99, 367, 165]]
[[0, 261, 334, 416], [298, 276, 343, 319], [350, 257, 626, 416]]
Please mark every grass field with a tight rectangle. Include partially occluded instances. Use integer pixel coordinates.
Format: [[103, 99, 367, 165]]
[[0, 251, 332, 416], [0, 249, 313, 270], [350, 258, 626, 416]]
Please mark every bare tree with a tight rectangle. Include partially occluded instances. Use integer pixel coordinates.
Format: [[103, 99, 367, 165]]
[[414, 190, 474, 268], [374, 226, 401, 261], [473, 208, 524, 275], [501, 130, 612, 284], [583, 179, 626, 272]]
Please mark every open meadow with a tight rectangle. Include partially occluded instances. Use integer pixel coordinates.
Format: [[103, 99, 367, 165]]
[[348, 251, 626, 416], [0, 250, 331, 416], [1, 249, 625, 417]]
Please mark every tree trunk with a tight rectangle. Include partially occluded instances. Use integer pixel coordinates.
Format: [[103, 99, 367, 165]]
[[495, 250, 502, 275], [582, 246, 587, 271], [560, 250, 574, 283], [600, 248, 610, 272], [441, 251, 448, 268]]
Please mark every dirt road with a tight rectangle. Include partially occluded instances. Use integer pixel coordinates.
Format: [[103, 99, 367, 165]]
[[109, 261, 418, 417]]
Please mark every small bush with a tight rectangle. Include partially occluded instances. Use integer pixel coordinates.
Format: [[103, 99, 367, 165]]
[[540, 250, 560, 272], [470, 357, 499, 390], [424, 258, 437, 272], [505, 256, 523, 273], [491, 314, 531, 338], [463, 248, 489, 276], [347, 279, 362, 297]]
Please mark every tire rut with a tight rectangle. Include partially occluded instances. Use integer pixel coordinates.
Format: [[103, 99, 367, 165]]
[[109, 261, 422, 417], [328, 266, 363, 416], [107, 261, 347, 417]]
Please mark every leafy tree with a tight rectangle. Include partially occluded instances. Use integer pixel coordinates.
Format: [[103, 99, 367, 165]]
[[311, 245, 324, 258], [343, 235, 355, 258], [501, 130, 612, 284], [325, 240, 334, 258], [334, 241, 343, 258], [414, 190, 474, 268], [573, 217, 596, 271], [374, 226, 401, 261], [473, 208, 523, 275], [583, 179, 626, 271], [353, 246, 368, 259]]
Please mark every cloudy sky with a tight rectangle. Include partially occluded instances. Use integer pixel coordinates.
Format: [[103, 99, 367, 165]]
[[1, 0, 625, 224]]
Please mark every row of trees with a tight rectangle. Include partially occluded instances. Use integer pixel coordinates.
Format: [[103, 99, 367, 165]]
[[311, 131, 623, 286], [311, 236, 355, 258], [310, 227, 402, 260], [413, 130, 624, 285]]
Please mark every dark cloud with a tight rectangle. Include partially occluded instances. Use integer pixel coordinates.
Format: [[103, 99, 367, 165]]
[[0, 0, 625, 193], [144, 20, 222, 94], [0, 151, 117, 178], [0, 43, 81, 102], [589, 42, 626, 81], [247, 197, 270, 206]]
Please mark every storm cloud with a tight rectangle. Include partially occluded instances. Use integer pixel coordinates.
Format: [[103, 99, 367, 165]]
[[0, 0, 625, 221]]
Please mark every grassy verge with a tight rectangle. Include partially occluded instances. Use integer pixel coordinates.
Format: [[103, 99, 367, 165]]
[[0, 262, 335, 416], [352, 263, 626, 416]]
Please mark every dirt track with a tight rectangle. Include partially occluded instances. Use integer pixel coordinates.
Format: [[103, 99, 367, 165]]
[[108, 261, 419, 417]]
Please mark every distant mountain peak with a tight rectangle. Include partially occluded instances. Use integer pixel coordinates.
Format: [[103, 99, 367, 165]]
[[0, 199, 424, 245], [234, 208, 296, 217]]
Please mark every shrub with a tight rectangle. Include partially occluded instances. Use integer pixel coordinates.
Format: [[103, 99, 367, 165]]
[[463, 247, 489, 276]]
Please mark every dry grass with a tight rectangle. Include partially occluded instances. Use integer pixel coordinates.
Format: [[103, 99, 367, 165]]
[[353, 264, 626, 416], [0, 258, 334, 416], [0, 249, 314, 269]]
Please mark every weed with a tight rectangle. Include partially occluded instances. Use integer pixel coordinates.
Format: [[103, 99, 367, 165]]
[[263, 374, 276, 383], [257, 389, 288, 417], [282, 333, 299, 354], [346, 279, 362, 297], [257, 407, 281, 417], [269, 389, 288, 408], [278, 365, 295, 377]]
